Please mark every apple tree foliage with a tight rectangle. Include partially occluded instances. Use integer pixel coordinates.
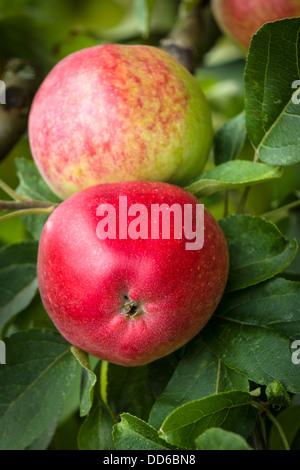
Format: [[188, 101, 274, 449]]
[[0, 1, 300, 451]]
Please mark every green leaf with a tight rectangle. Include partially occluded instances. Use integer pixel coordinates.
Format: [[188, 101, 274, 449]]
[[26, 411, 62, 450], [71, 347, 97, 417], [213, 111, 246, 165], [0, 328, 80, 450], [15, 157, 60, 204], [245, 18, 300, 166], [0, 241, 39, 336], [195, 427, 253, 450], [146, 354, 179, 401], [77, 363, 115, 451], [15, 157, 61, 240], [159, 390, 255, 449], [278, 210, 300, 279], [134, 0, 157, 37], [219, 214, 298, 292], [78, 398, 115, 450], [266, 380, 291, 407], [269, 402, 300, 450], [113, 413, 174, 451], [105, 363, 155, 422], [202, 278, 300, 393], [185, 160, 282, 198], [148, 336, 249, 430], [101, 354, 177, 435]]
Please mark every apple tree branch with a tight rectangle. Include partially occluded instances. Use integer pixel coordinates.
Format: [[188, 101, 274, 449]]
[[0, 58, 43, 162], [160, 0, 221, 73]]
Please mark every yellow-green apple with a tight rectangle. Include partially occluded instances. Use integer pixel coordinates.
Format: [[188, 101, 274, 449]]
[[211, 0, 300, 50], [37, 181, 229, 366], [28, 44, 213, 200]]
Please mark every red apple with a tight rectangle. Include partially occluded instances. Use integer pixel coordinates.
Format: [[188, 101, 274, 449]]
[[37, 181, 229, 366], [28, 44, 213, 200], [211, 0, 300, 50]]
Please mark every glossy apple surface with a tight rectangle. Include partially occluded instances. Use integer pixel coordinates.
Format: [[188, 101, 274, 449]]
[[37, 181, 229, 366], [29, 44, 213, 199], [211, 0, 300, 50]]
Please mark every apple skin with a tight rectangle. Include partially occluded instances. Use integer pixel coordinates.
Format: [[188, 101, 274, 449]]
[[37, 181, 229, 366], [211, 0, 300, 50], [28, 44, 213, 200]]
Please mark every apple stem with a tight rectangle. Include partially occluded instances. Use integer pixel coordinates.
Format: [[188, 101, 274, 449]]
[[260, 198, 300, 220], [0, 178, 32, 202], [0, 177, 59, 223], [0, 205, 56, 223]]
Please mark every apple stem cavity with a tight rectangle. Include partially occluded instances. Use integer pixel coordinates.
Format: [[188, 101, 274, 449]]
[[122, 295, 143, 319]]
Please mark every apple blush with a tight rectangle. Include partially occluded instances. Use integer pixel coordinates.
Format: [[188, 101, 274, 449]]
[[28, 44, 213, 200], [37, 181, 229, 367]]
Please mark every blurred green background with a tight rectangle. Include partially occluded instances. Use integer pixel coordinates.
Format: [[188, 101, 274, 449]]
[[0, 1, 299, 449]]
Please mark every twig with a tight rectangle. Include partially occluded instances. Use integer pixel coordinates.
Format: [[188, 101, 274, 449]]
[[264, 408, 290, 450], [237, 186, 251, 214], [0, 178, 29, 201], [252, 401, 290, 451], [260, 199, 300, 219], [0, 200, 57, 211], [248, 415, 267, 450], [223, 191, 229, 218], [0, 206, 55, 223], [0, 178, 58, 222], [237, 140, 261, 214], [160, 0, 221, 73]]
